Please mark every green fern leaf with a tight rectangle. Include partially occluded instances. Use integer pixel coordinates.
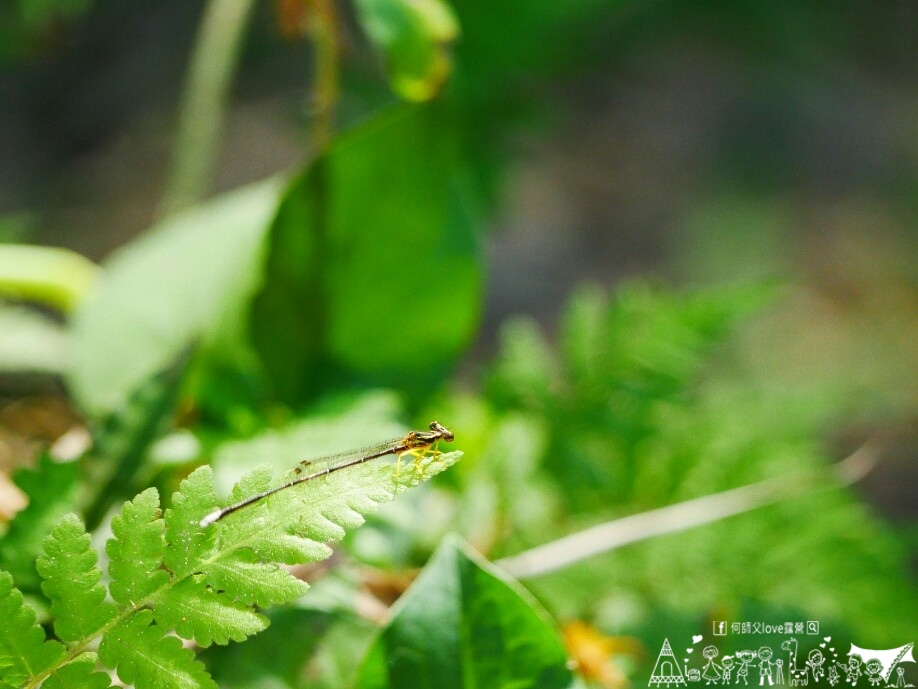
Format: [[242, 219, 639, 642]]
[[36, 515, 116, 643], [203, 550, 309, 608], [98, 610, 217, 689], [13, 438, 460, 689], [163, 467, 219, 578], [212, 452, 458, 554], [210, 466, 333, 564], [0, 571, 65, 688], [106, 488, 169, 605], [41, 653, 111, 689], [156, 579, 267, 646], [0, 454, 80, 591]]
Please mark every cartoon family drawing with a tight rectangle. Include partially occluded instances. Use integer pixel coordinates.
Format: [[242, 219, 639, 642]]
[[649, 640, 915, 689], [808, 650, 827, 682], [703, 647, 724, 685]]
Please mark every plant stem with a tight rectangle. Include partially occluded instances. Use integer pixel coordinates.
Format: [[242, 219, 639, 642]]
[[497, 441, 881, 579], [159, 0, 258, 217], [307, 0, 340, 152]]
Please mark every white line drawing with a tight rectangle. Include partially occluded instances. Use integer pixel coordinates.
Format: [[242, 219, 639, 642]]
[[759, 648, 775, 686], [849, 644, 915, 684], [808, 650, 827, 682], [865, 660, 884, 687], [783, 640, 800, 674], [837, 654, 864, 686], [890, 667, 912, 688], [723, 657, 735, 684], [651, 639, 689, 687], [703, 646, 723, 685], [737, 650, 757, 686], [648, 634, 914, 689], [791, 669, 809, 687]]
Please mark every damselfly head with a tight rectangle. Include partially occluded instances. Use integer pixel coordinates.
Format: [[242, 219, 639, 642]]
[[429, 421, 454, 442]]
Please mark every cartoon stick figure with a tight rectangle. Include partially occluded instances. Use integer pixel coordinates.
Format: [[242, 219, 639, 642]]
[[759, 648, 775, 686], [736, 651, 756, 686], [893, 667, 905, 688], [702, 646, 723, 685], [776, 659, 785, 685], [722, 658, 735, 684], [864, 660, 883, 687], [807, 650, 826, 682], [837, 655, 863, 686]]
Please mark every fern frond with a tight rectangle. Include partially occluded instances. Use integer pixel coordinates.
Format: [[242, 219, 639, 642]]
[[7, 452, 461, 689], [209, 466, 333, 564], [106, 488, 169, 605], [9, 447, 461, 689], [36, 515, 116, 643], [213, 451, 455, 553], [98, 610, 216, 689], [203, 550, 309, 608], [40, 653, 111, 689], [0, 572, 65, 688], [163, 467, 219, 579], [156, 579, 267, 646]]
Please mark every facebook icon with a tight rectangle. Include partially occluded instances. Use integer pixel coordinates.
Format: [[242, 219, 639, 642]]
[[713, 621, 727, 636]]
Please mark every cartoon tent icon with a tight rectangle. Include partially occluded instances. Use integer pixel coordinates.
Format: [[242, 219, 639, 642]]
[[650, 638, 688, 687], [848, 643, 914, 683]]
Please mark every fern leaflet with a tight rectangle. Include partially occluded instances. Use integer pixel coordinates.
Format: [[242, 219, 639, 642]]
[[1, 449, 461, 689], [40, 653, 110, 689], [0, 572, 65, 688], [36, 515, 117, 643]]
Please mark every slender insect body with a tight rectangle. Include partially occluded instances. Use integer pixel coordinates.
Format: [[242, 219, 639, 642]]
[[199, 421, 454, 528]]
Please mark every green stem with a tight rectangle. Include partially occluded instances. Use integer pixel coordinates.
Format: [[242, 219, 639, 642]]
[[159, 0, 258, 217], [308, 0, 340, 152]]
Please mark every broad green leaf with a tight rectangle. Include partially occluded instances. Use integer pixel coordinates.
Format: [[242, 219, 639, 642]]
[[354, 535, 578, 689], [0, 244, 98, 311], [0, 571, 65, 687], [106, 488, 169, 605], [355, 0, 459, 101], [203, 608, 352, 689], [69, 178, 282, 418], [83, 346, 195, 530], [36, 515, 116, 643], [99, 610, 217, 689], [0, 305, 70, 374], [251, 105, 482, 404], [42, 652, 112, 689], [0, 453, 80, 590]]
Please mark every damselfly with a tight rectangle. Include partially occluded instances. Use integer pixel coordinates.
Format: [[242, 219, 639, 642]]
[[199, 421, 454, 527]]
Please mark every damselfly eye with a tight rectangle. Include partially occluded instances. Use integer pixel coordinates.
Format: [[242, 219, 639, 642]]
[[429, 421, 454, 442]]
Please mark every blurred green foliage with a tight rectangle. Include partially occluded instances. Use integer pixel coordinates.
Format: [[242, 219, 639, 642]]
[[0, 0, 95, 62]]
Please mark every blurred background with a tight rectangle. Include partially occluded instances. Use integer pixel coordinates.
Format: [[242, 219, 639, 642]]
[[2, 0, 914, 514], [0, 0, 915, 686]]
